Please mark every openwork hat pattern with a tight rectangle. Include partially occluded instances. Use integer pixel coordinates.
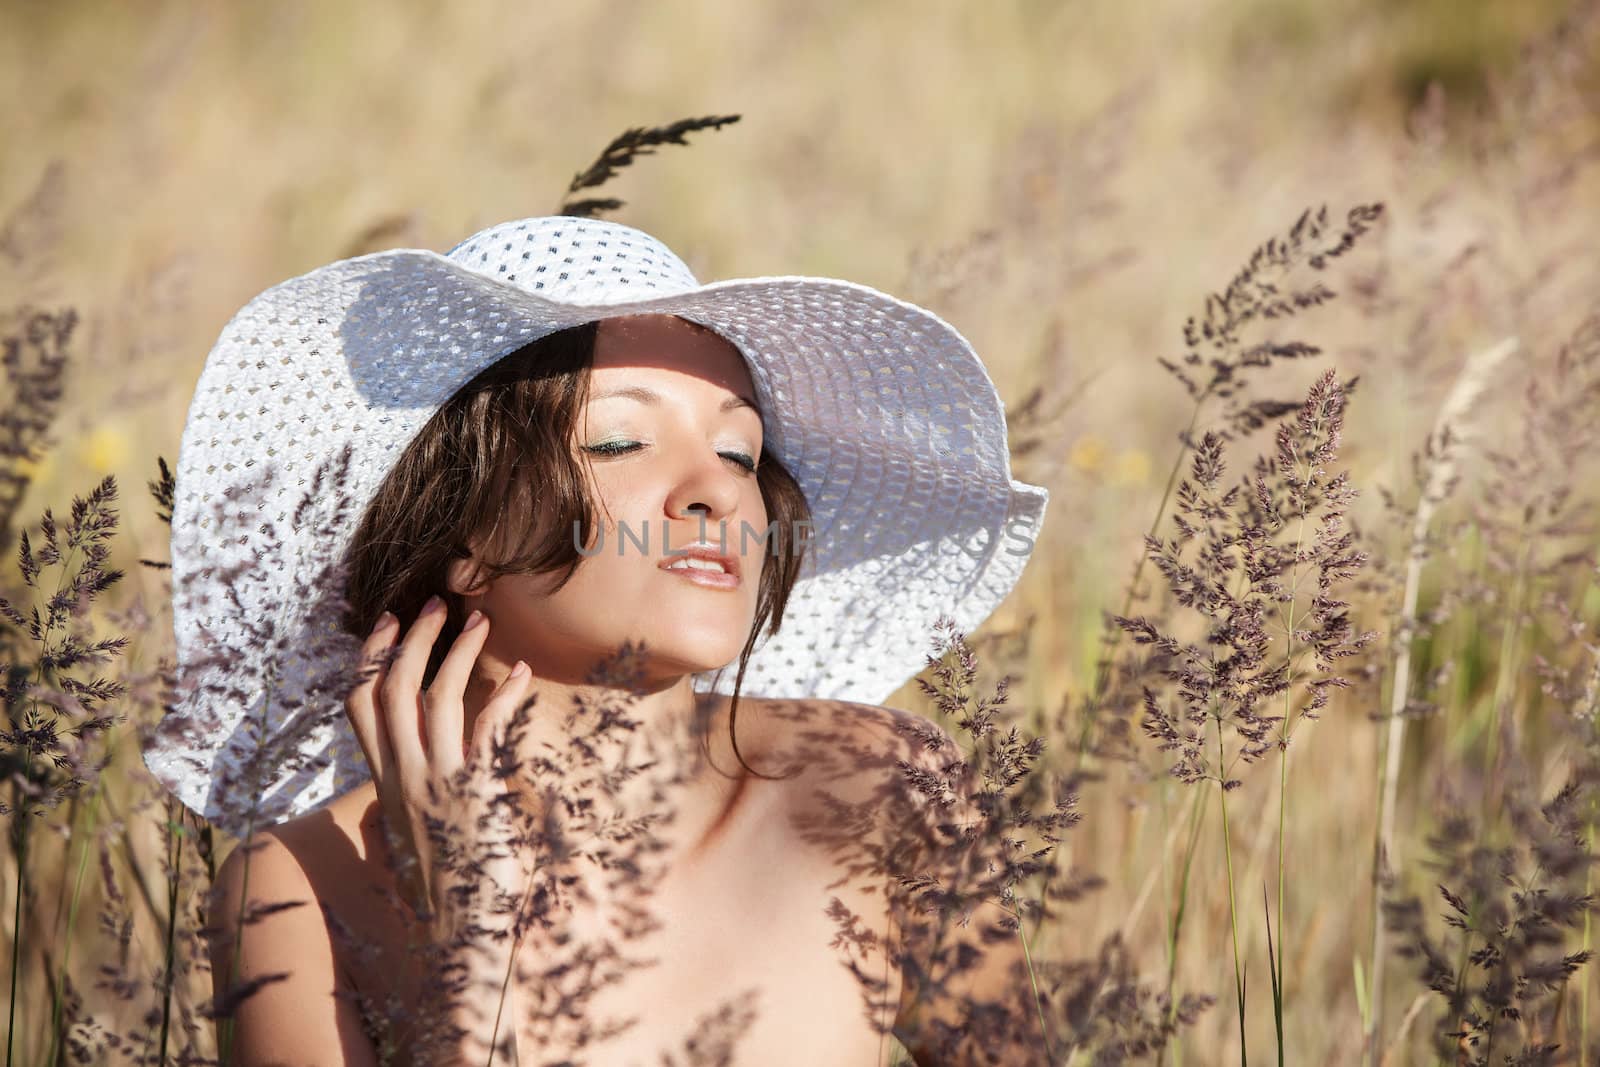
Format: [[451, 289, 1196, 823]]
[[145, 215, 1049, 834]]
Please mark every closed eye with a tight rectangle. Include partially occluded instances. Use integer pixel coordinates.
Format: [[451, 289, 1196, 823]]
[[582, 440, 644, 457], [723, 451, 757, 473], [582, 440, 758, 473]]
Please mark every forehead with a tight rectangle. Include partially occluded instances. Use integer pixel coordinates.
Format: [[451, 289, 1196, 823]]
[[589, 314, 755, 399]]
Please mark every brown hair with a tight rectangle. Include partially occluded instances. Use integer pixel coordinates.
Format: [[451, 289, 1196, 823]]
[[340, 317, 811, 778]]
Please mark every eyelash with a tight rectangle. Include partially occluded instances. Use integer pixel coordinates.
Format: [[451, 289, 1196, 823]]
[[583, 440, 758, 473]]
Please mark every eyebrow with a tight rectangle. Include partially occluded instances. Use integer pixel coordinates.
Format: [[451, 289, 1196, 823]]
[[588, 384, 759, 414]]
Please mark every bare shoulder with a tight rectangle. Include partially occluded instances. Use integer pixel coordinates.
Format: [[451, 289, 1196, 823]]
[[209, 787, 383, 979], [761, 696, 964, 790], [211, 821, 318, 931], [207, 800, 388, 1064], [773, 703, 1042, 1062], [763, 698, 969, 870], [220, 786, 373, 890], [209, 816, 339, 969]]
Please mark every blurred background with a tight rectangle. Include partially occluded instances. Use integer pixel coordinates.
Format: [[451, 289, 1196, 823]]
[[3, 1, 1599, 1063]]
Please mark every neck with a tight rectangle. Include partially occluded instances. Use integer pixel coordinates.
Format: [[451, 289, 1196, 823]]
[[459, 657, 750, 856]]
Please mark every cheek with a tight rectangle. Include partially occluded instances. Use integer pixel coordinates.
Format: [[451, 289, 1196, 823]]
[[748, 480, 769, 523], [748, 487, 773, 552], [585, 469, 656, 529]]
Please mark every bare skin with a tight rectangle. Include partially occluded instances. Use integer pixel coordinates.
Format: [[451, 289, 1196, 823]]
[[207, 315, 1037, 1065], [226, 692, 937, 1065]]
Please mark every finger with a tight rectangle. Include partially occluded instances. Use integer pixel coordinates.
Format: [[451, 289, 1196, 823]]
[[380, 596, 450, 781], [346, 612, 401, 785], [467, 660, 535, 769], [426, 608, 491, 778]]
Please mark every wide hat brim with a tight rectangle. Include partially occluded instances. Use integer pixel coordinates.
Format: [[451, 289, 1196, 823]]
[[144, 216, 1049, 835]]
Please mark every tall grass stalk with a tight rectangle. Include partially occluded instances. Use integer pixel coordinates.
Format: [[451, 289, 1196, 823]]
[[6, 748, 31, 1067], [1118, 368, 1368, 1063], [1262, 883, 1282, 1067], [1479, 537, 1533, 815], [1264, 329, 1383, 1067], [1577, 641, 1600, 1067], [1271, 401, 1320, 1067], [1364, 336, 1516, 1066], [1082, 203, 1385, 756], [45, 781, 104, 1066], [1073, 206, 1383, 1066], [158, 796, 183, 1064], [1218, 716, 1249, 1067], [8, 511, 91, 1065], [1154, 782, 1209, 1067], [991, 896, 1056, 1059], [1269, 373, 1358, 1065], [1272, 739, 1287, 1065], [1174, 792, 1207, 1067], [1584, 811, 1595, 1067]]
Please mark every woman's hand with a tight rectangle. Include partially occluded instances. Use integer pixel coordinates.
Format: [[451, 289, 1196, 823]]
[[344, 594, 538, 1059]]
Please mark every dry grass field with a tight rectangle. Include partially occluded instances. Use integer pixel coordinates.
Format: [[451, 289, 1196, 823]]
[[3, 1, 1600, 1063]]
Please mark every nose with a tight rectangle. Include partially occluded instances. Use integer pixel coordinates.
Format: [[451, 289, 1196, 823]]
[[664, 446, 744, 528]]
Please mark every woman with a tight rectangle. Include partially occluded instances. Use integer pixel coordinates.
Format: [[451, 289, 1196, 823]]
[[145, 215, 1050, 1064]]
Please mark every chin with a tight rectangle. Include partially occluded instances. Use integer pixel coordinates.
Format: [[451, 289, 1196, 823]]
[[651, 632, 750, 676], [630, 613, 751, 675], [554, 609, 748, 685], [640, 583, 756, 655]]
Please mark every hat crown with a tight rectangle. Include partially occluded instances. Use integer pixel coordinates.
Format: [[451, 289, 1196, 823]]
[[444, 216, 701, 303]]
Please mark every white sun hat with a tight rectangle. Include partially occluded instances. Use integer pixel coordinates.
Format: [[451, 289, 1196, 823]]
[[142, 214, 1049, 834]]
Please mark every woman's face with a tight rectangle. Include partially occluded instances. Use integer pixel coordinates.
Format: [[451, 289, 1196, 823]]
[[450, 313, 770, 688]]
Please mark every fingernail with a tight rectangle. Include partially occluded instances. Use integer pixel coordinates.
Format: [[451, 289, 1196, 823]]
[[463, 609, 485, 631], [370, 611, 396, 636], [510, 660, 529, 679], [421, 595, 444, 617]]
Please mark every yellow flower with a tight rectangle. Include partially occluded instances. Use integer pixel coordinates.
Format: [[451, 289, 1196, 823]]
[[1112, 449, 1151, 487], [1068, 435, 1107, 474], [78, 425, 128, 475]]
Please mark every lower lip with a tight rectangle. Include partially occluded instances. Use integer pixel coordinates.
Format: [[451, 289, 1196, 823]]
[[660, 563, 740, 590]]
